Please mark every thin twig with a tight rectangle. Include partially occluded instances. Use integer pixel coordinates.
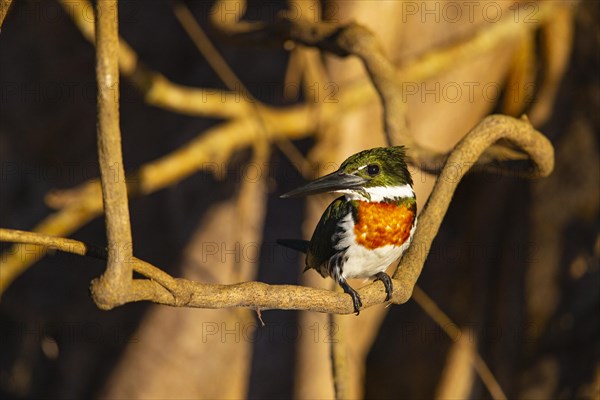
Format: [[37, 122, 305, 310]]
[[210, 0, 408, 146], [0, 227, 401, 312], [413, 286, 507, 400], [90, 0, 133, 308], [1, 115, 554, 313], [0, 106, 554, 295], [2, 1, 560, 307], [435, 325, 477, 400], [208, 0, 566, 168], [61, 0, 564, 175], [0, 228, 178, 295], [172, 1, 248, 96], [172, 0, 311, 178], [60, 0, 251, 119], [0, 113, 316, 292]]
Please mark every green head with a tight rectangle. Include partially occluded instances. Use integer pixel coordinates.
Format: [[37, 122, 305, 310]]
[[338, 146, 412, 188], [281, 146, 414, 200]]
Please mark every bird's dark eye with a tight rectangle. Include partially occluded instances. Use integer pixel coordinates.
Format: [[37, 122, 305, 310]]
[[367, 164, 380, 176]]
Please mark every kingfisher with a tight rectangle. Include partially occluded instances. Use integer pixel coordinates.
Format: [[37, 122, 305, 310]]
[[278, 146, 417, 315]]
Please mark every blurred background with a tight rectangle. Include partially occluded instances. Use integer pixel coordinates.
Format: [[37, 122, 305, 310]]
[[0, 0, 598, 399]]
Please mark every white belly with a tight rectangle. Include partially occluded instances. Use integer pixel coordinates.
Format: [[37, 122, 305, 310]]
[[334, 212, 417, 279], [341, 243, 404, 279]]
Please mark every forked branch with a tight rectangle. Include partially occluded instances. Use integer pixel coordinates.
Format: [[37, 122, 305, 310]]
[[0, 115, 554, 313]]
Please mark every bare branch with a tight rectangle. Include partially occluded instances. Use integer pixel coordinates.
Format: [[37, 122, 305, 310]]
[[90, 0, 133, 308], [1, 0, 563, 291], [1, 1, 562, 306], [172, 0, 312, 180], [0, 115, 554, 314], [60, 0, 566, 175], [413, 285, 506, 400], [60, 0, 252, 119], [0, 115, 315, 292], [0, 228, 177, 293], [210, 0, 408, 145], [208, 0, 565, 172], [0, 228, 398, 313], [173, 0, 247, 98], [413, 286, 507, 400], [392, 115, 554, 294]]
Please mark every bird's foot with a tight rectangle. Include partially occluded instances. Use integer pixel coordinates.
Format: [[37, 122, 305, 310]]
[[339, 279, 362, 315], [374, 272, 393, 301]]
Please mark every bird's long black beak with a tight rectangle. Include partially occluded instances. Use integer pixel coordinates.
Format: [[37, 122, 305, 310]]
[[280, 171, 368, 198]]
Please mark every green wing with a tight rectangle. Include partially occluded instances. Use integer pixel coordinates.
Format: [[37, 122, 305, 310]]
[[306, 196, 354, 274]]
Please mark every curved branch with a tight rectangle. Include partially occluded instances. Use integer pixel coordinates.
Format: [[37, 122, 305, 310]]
[[0, 115, 554, 313], [0, 228, 402, 313], [209, 0, 564, 171], [61, 0, 564, 174], [2, 0, 563, 301], [0, 228, 177, 292], [0, 113, 316, 292], [210, 0, 407, 145], [0, 114, 553, 299], [391, 115, 554, 296]]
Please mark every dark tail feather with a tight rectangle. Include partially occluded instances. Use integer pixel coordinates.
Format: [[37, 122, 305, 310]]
[[276, 239, 309, 254]]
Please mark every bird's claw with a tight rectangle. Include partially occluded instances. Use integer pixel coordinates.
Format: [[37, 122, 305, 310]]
[[349, 291, 363, 315], [374, 272, 393, 302], [339, 279, 363, 315]]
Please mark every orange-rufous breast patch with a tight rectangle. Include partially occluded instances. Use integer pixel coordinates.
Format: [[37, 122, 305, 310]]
[[354, 201, 415, 249]]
